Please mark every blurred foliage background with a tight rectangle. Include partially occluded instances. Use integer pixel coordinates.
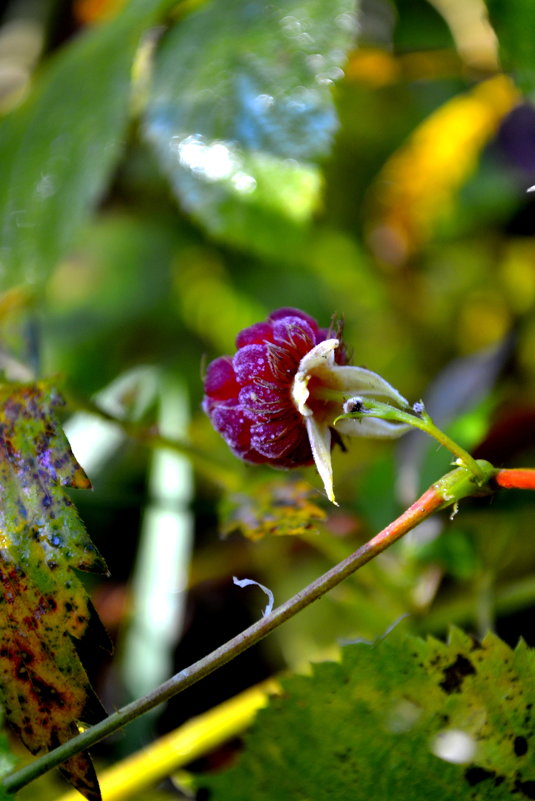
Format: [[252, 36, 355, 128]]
[[0, 0, 534, 798]]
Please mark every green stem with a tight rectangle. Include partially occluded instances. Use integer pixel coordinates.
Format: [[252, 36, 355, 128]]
[[63, 390, 241, 492], [414, 410, 487, 483], [335, 398, 488, 484], [475, 570, 495, 638], [3, 472, 462, 796], [420, 574, 535, 634]]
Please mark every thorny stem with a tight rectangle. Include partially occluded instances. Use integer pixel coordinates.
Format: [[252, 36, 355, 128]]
[[3, 466, 480, 796]]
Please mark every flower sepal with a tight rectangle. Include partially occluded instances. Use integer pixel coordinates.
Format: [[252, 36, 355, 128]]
[[335, 398, 489, 485], [291, 340, 411, 503]]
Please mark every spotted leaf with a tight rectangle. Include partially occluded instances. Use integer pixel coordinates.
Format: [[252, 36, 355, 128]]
[[205, 628, 535, 800], [0, 382, 109, 801], [220, 477, 327, 541]]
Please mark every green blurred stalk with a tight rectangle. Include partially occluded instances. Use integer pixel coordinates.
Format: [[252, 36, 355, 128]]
[[120, 376, 194, 750]]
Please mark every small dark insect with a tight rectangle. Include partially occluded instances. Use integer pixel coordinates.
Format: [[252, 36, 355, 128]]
[[343, 397, 365, 414]]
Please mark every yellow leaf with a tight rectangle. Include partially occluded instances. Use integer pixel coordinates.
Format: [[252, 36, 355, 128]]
[[367, 75, 519, 264]]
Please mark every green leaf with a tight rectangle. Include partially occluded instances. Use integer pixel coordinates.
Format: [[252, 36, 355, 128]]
[[0, 0, 174, 290], [144, 0, 356, 254], [0, 382, 109, 801], [484, 0, 535, 94], [205, 628, 535, 800]]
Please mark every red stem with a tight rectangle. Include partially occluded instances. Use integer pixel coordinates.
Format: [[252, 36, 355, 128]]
[[495, 468, 535, 491]]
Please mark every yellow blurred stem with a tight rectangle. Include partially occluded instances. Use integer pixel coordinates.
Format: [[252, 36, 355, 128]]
[[346, 48, 464, 87], [56, 680, 280, 801], [427, 0, 498, 69], [367, 75, 519, 263], [73, 0, 127, 24], [0, 286, 35, 322]]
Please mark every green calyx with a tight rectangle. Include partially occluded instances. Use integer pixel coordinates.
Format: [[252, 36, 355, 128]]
[[433, 460, 497, 509]]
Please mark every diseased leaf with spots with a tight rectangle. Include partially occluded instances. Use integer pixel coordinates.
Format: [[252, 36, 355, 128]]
[[204, 628, 535, 800], [220, 478, 327, 541], [0, 382, 109, 801]]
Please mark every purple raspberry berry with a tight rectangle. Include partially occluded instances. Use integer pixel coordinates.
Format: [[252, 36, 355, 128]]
[[203, 308, 409, 502], [203, 309, 344, 468]]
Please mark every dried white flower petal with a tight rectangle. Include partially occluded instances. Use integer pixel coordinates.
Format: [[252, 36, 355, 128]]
[[233, 576, 275, 617], [290, 338, 408, 503], [305, 416, 335, 504]]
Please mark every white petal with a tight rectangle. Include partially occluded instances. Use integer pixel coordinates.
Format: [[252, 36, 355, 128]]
[[297, 338, 338, 373], [305, 416, 337, 504], [330, 365, 409, 407], [233, 576, 275, 617], [291, 338, 339, 417], [292, 371, 312, 417], [336, 416, 410, 439]]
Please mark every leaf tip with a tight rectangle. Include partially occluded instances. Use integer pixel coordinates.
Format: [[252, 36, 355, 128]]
[[71, 468, 92, 491]]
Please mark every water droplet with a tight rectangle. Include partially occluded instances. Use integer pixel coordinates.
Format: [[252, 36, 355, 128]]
[[280, 15, 302, 35], [387, 700, 421, 733], [431, 730, 476, 764], [307, 53, 325, 71], [10, 210, 34, 229], [231, 172, 256, 193], [296, 32, 314, 48], [35, 174, 56, 200], [250, 93, 274, 113], [336, 11, 356, 33], [316, 66, 344, 86], [171, 134, 240, 182]]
